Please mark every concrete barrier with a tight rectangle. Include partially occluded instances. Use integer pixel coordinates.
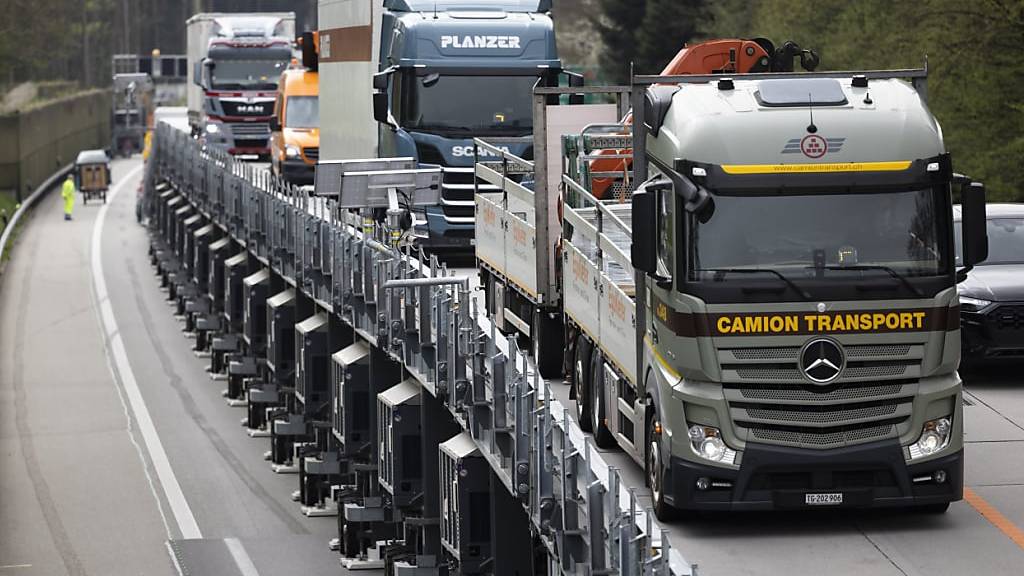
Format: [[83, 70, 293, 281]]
[[0, 90, 111, 200]]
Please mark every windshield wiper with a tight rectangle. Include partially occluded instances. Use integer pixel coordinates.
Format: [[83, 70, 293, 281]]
[[819, 264, 924, 297], [705, 268, 812, 300]]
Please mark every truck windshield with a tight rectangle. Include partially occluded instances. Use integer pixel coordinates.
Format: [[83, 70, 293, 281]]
[[401, 74, 536, 136], [285, 96, 318, 129], [691, 188, 946, 281], [210, 59, 287, 90]]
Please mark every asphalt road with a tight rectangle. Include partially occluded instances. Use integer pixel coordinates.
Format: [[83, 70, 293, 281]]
[[549, 350, 1024, 575], [4, 154, 1024, 575], [0, 157, 350, 575]]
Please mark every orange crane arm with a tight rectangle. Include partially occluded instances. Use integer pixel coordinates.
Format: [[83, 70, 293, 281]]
[[590, 39, 776, 198]]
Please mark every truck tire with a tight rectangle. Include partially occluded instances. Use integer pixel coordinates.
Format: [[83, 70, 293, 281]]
[[590, 349, 615, 448], [647, 411, 678, 521], [574, 335, 593, 432], [532, 308, 563, 379]]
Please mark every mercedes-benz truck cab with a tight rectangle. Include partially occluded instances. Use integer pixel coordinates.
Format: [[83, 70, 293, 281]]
[[626, 73, 990, 517], [372, 0, 562, 251]]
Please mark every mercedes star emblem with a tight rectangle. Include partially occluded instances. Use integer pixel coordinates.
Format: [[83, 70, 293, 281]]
[[800, 338, 845, 383]]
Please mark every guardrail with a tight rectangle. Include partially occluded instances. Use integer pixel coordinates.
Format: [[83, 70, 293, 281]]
[[147, 122, 695, 576], [0, 162, 73, 271]]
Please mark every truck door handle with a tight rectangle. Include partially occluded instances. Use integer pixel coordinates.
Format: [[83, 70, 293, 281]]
[[650, 326, 659, 344]]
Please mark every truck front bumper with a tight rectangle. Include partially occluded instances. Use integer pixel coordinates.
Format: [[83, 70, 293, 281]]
[[668, 440, 962, 511]]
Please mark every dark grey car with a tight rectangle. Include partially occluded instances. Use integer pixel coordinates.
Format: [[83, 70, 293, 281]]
[[954, 203, 1024, 363]]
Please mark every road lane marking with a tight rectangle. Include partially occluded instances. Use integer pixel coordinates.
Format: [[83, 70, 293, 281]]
[[91, 163, 203, 540], [224, 538, 261, 576], [964, 487, 1024, 550]]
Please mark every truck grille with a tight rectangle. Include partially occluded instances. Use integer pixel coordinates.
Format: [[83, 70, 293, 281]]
[[440, 167, 493, 225], [993, 304, 1024, 331], [230, 122, 270, 139], [303, 147, 319, 162], [720, 343, 922, 449], [748, 423, 897, 447]]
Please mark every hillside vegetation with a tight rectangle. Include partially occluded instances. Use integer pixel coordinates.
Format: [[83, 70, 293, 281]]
[[577, 0, 1023, 201]]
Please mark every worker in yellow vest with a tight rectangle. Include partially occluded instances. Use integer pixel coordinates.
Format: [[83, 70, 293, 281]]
[[61, 173, 75, 221]]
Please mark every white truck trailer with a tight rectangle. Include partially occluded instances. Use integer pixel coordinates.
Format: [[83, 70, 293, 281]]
[[186, 12, 295, 157]]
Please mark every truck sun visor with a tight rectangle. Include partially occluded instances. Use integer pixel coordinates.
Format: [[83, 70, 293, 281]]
[[755, 78, 848, 107], [644, 85, 681, 136]]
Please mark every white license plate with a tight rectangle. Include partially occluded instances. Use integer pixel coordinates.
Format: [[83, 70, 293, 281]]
[[805, 493, 843, 506]]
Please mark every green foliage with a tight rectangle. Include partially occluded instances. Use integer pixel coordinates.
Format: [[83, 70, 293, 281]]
[[705, 0, 1024, 201], [636, 0, 710, 75], [593, 0, 710, 82], [592, 0, 647, 83]]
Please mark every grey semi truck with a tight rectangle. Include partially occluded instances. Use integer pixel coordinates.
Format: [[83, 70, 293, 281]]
[[475, 67, 989, 518]]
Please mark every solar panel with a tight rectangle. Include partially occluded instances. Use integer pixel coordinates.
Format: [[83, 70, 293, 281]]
[[756, 78, 848, 107]]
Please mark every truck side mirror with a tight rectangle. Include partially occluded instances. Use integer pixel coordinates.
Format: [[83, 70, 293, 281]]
[[192, 62, 203, 87], [631, 185, 659, 275], [373, 92, 391, 126], [960, 181, 988, 272], [269, 116, 281, 132]]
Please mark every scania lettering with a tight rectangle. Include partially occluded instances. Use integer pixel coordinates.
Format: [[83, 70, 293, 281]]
[[187, 12, 295, 158], [474, 54, 990, 517]]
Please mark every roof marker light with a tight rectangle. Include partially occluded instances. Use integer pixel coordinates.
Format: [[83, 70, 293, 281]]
[[692, 167, 707, 177], [927, 162, 940, 172]]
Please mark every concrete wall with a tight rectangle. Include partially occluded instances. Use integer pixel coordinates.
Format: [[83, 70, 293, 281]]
[[0, 90, 111, 198]]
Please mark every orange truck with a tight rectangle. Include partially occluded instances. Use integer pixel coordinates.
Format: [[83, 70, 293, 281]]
[[271, 32, 319, 185]]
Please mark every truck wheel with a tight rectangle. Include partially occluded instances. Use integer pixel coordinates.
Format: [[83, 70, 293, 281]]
[[532, 308, 563, 379], [574, 335, 593, 432], [590, 349, 615, 448], [647, 412, 678, 521]]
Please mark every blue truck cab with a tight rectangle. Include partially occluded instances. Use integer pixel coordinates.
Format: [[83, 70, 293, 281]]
[[372, 0, 564, 251]]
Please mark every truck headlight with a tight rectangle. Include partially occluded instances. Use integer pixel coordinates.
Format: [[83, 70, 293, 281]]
[[285, 144, 300, 158], [205, 123, 220, 134], [958, 295, 991, 312], [687, 424, 736, 465], [909, 416, 952, 459]]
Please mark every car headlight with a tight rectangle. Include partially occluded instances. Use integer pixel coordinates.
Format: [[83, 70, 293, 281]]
[[285, 144, 300, 158], [958, 295, 992, 312], [205, 123, 220, 134], [688, 424, 737, 465], [909, 416, 953, 459]]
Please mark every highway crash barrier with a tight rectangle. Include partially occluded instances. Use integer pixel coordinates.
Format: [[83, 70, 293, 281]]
[[143, 122, 696, 575]]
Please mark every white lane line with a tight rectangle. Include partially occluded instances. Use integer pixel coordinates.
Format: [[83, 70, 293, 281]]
[[91, 164, 203, 540], [224, 538, 261, 576]]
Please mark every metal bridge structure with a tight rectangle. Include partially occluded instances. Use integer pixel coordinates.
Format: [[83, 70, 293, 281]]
[[144, 122, 694, 576]]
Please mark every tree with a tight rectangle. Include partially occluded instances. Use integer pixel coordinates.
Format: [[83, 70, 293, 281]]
[[592, 0, 647, 84], [635, 0, 710, 75]]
